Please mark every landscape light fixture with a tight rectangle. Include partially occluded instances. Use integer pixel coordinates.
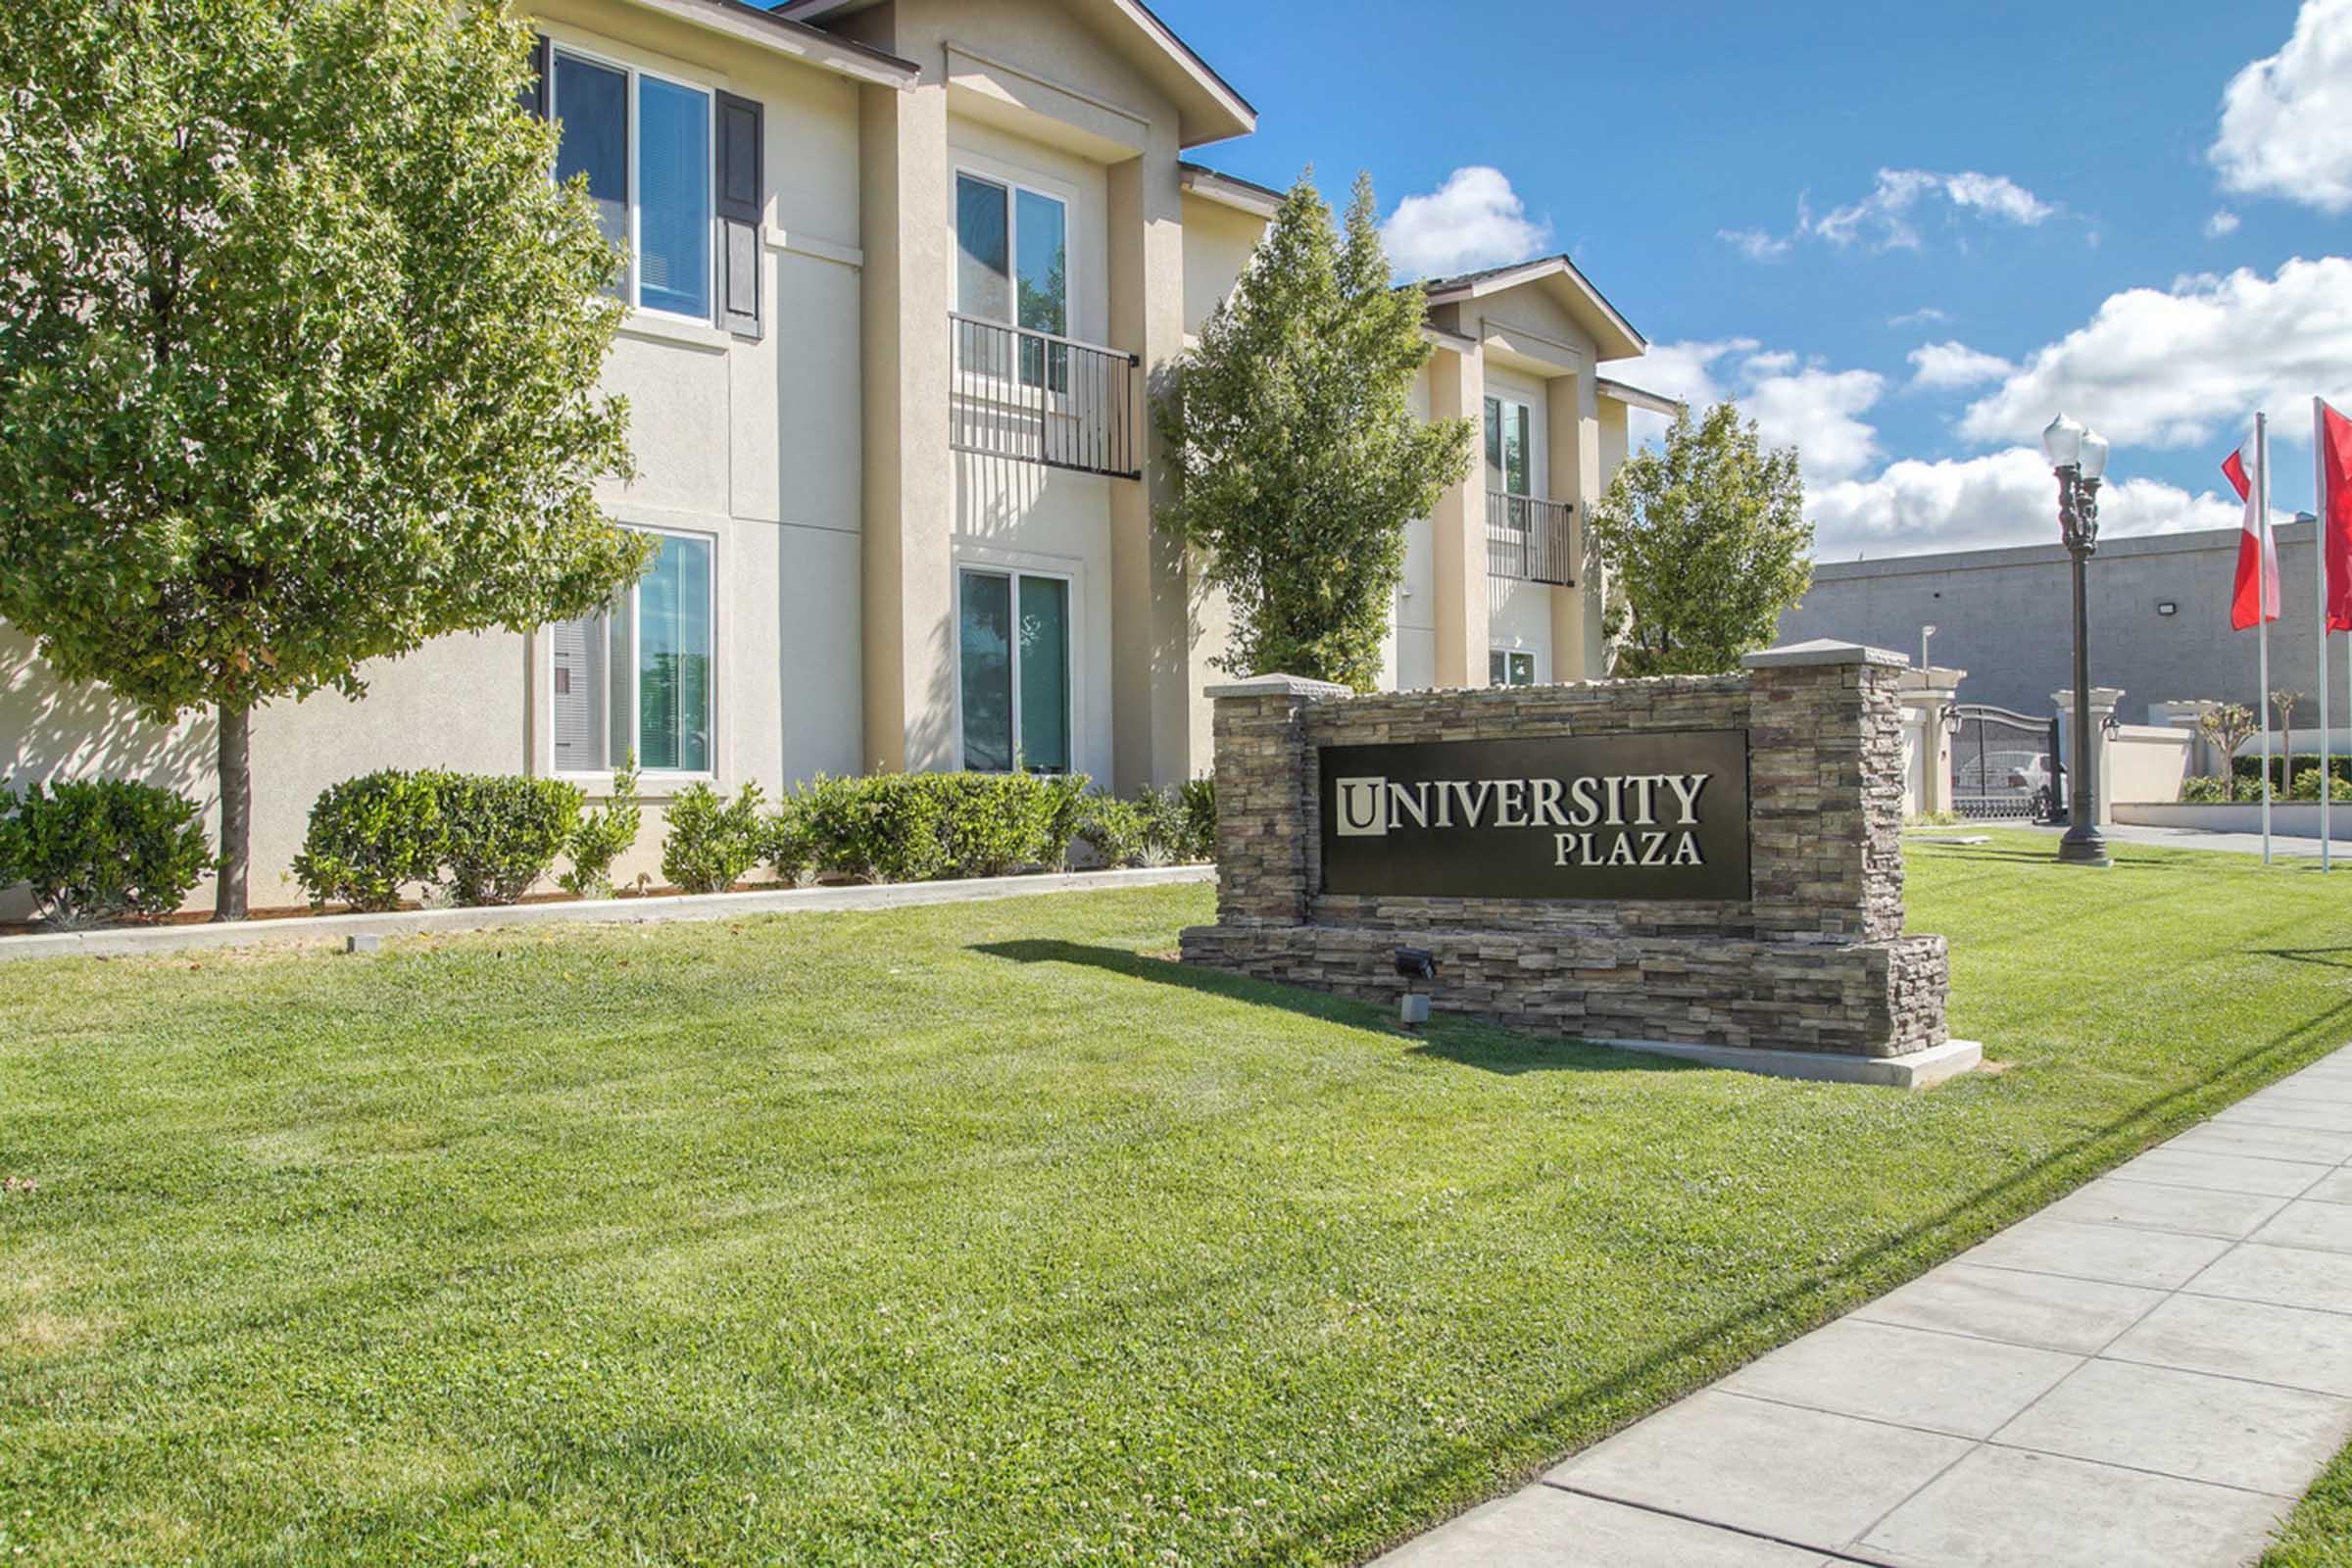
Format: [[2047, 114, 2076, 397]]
[[1394, 947, 1436, 1027], [2042, 413, 2111, 867]]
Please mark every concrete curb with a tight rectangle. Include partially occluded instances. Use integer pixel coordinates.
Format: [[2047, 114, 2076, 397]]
[[1592, 1036, 1985, 1089], [0, 864, 1217, 964]]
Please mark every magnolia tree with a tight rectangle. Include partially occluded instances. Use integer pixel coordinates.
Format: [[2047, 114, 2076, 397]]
[[0, 0, 650, 918], [1588, 403, 1813, 677], [1153, 172, 1471, 690]]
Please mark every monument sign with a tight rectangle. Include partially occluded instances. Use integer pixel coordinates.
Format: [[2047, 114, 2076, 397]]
[[1181, 640, 1975, 1087]]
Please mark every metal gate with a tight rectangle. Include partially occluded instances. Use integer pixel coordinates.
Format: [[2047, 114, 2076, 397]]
[[1949, 705, 2064, 822]]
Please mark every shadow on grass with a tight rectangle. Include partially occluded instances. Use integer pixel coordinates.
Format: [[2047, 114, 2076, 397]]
[[974, 931, 2352, 1564], [969, 939, 1692, 1079], [1918, 845, 2196, 870], [2260, 948, 2352, 969]]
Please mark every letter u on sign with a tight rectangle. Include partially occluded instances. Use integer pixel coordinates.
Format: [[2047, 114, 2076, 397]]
[[1334, 777, 1389, 836]]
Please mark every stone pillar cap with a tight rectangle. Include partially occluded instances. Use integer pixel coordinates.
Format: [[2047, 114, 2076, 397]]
[[1203, 672, 1355, 701], [2052, 686, 2127, 709], [1740, 638, 1910, 669]]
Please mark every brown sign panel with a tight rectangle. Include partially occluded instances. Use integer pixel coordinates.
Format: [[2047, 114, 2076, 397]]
[[1318, 731, 1750, 901]]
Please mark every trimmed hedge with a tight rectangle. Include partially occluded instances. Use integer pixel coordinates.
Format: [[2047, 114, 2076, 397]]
[[2234, 754, 2352, 791], [0, 778, 214, 928], [293, 770, 448, 911], [662, 781, 766, 895], [773, 772, 1095, 884], [294, 770, 587, 910]]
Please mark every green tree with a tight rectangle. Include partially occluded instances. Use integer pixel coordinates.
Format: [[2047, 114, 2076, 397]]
[[1153, 171, 1471, 689], [0, 0, 650, 919], [1588, 403, 1812, 677], [2199, 702, 2258, 802]]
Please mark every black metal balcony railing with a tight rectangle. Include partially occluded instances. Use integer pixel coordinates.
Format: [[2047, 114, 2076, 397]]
[[1486, 490, 1577, 585], [949, 313, 1141, 480]]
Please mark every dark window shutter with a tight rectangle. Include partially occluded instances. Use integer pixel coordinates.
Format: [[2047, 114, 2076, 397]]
[[714, 90, 762, 338], [519, 32, 549, 120]]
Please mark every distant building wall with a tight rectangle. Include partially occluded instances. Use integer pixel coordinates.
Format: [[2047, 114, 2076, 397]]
[[1779, 519, 2338, 729]]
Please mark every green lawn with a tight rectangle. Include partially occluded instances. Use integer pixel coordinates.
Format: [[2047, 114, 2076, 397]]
[[4, 828, 2350, 1566]]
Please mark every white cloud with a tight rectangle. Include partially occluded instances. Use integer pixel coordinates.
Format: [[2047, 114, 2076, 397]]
[[1958, 256, 2352, 449], [1742, 365, 1885, 482], [2207, 209, 2242, 237], [1623, 339, 1883, 483], [1807, 448, 2245, 559], [2211, 0, 2352, 214], [1726, 170, 2058, 259], [1379, 167, 1552, 279], [1888, 307, 1949, 327], [1906, 340, 2015, 390], [1718, 227, 1792, 262]]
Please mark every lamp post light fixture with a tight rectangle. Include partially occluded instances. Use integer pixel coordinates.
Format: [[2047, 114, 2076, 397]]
[[2043, 413, 2111, 866]]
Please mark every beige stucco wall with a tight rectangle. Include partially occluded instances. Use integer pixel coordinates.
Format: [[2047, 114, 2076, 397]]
[[3, 0, 869, 916]]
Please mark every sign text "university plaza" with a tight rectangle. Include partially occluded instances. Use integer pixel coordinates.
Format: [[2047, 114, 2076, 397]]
[[1317, 731, 1751, 902]]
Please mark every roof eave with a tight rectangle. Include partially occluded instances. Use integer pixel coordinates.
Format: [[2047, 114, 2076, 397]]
[[1422, 255, 1647, 363], [621, 0, 918, 86], [1178, 162, 1282, 220]]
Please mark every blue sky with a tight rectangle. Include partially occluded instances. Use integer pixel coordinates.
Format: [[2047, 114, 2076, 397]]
[[1161, 0, 2352, 558]]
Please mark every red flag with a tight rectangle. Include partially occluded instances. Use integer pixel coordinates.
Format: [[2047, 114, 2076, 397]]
[[2226, 439, 2279, 629], [2322, 401, 2352, 631]]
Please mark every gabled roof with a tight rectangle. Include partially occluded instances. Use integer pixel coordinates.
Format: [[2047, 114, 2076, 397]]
[[1419, 254, 1646, 364], [774, 0, 1254, 146]]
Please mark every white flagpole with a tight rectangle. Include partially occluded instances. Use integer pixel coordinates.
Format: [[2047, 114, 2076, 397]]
[[2259, 410, 2275, 864], [2319, 397, 2332, 871]]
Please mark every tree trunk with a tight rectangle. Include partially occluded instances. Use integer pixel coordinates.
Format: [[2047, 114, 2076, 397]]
[[215, 702, 252, 922]]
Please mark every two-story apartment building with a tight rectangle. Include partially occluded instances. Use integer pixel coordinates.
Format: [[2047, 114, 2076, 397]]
[[0, 0, 1670, 912]]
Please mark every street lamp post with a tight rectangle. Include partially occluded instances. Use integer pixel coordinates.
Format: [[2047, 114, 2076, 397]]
[[2043, 414, 2111, 866]]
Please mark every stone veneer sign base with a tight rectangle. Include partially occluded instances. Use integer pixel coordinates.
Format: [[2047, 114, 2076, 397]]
[[1181, 641, 1967, 1087]]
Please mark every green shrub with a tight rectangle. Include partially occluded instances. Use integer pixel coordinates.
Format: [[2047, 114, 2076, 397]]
[[662, 781, 767, 894], [1077, 793, 1149, 868], [765, 792, 814, 887], [293, 770, 446, 911], [2233, 754, 2352, 792], [2291, 767, 2352, 802], [1177, 774, 1216, 860], [2179, 775, 2232, 804], [0, 778, 213, 928], [436, 773, 584, 906], [562, 758, 642, 900], [786, 771, 1092, 884]]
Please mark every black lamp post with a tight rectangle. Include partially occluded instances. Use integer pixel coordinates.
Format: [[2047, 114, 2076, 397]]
[[2042, 413, 2111, 866]]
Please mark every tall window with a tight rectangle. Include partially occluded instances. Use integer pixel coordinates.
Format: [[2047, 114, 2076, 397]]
[[955, 172, 1068, 388], [553, 532, 714, 775], [1485, 396, 1533, 497], [958, 567, 1070, 773], [548, 51, 711, 320]]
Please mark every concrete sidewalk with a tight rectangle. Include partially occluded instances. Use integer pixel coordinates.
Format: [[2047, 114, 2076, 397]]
[[1377, 1046, 2352, 1568]]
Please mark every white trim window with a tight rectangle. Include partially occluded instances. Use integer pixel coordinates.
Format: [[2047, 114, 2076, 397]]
[[546, 47, 712, 322], [957, 566, 1072, 774], [553, 530, 716, 776], [955, 170, 1070, 390], [1485, 395, 1534, 498], [1490, 649, 1538, 687]]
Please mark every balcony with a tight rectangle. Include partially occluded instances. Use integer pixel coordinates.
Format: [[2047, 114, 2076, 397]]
[[1486, 490, 1577, 585], [949, 314, 1141, 480]]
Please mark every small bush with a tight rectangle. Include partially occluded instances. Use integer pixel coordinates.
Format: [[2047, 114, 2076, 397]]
[[1177, 774, 1217, 860], [562, 759, 643, 900], [2233, 754, 2352, 793], [765, 794, 814, 887], [0, 778, 213, 928], [2178, 775, 2232, 804], [438, 773, 584, 906], [662, 781, 767, 894], [1077, 793, 1149, 868], [294, 770, 446, 911]]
